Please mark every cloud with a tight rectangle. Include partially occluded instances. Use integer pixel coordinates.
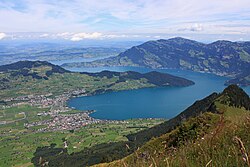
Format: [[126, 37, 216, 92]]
[[55, 32, 73, 39], [154, 35, 161, 38], [104, 34, 129, 38], [39, 33, 49, 37], [70, 32, 103, 41], [189, 24, 203, 32], [178, 23, 204, 32], [0, 33, 7, 40], [0, 0, 250, 40], [3, 32, 152, 41]]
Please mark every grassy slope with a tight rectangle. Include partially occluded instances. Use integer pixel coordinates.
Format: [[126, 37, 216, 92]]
[[97, 103, 250, 167]]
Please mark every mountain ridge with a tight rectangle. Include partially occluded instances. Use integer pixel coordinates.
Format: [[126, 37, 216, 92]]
[[0, 60, 70, 80], [62, 37, 250, 86]]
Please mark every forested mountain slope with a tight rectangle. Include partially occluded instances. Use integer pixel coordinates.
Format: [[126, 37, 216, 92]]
[[62, 37, 250, 86]]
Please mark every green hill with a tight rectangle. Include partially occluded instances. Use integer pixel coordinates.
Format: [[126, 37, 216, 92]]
[[0, 61, 194, 100], [0, 60, 69, 80]]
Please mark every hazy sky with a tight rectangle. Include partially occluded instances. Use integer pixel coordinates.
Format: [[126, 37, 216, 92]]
[[0, 0, 250, 41]]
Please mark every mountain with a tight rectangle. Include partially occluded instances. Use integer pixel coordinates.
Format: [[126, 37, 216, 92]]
[[218, 84, 250, 109], [62, 37, 250, 85], [81, 70, 194, 87], [0, 60, 69, 80], [30, 85, 250, 166], [0, 45, 126, 66], [0, 61, 194, 99]]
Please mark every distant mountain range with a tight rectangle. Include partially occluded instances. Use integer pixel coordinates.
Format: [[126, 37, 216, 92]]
[[0, 44, 126, 66], [62, 37, 250, 86]]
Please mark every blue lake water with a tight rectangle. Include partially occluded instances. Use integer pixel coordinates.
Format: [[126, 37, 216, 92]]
[[67, 67, 250, 120]]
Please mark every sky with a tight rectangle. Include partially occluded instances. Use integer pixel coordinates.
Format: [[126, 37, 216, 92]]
[[0, 0, 250, 42]]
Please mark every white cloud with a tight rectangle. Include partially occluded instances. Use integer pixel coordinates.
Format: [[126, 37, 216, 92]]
[[39, 33, 49, 37], [70, 32, 103, 41], [0, 33, 7, 40], [0, 0, 250, 39], [154, 35, 161, 38], [55, 32, 73, 39], [56, 32, 72, 37], [178, 23, 204, 32], [190, 24, 203, 32], [104, 34, 129, 38]]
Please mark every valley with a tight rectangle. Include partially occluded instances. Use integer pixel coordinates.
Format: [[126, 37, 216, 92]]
[[0, 60, 249, 167], [1, 0, 250, 166], [0, 61, 193, 130], [0, 56, 249, 167], [0, 60, 193, 166]]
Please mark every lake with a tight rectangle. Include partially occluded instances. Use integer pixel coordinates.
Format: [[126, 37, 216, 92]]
[[67, 67, 250, 120]]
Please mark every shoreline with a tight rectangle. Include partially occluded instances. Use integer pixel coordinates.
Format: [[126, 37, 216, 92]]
[[1, 86, 167, 132], [65, 64, 234, 77]]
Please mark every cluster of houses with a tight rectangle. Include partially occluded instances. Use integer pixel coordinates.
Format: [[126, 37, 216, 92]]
[[1, 88, 114, 131], [25, 111, 105, 131]]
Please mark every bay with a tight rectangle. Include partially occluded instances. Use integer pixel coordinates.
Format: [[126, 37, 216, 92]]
[[67, 67, 250, 120]]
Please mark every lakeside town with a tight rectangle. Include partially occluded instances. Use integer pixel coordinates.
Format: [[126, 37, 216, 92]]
[[0, 89, 116, 131]]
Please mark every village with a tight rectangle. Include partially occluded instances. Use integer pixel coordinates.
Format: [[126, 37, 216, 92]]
[[25, 111, 106, 132], [1, 89, 115, 132]]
